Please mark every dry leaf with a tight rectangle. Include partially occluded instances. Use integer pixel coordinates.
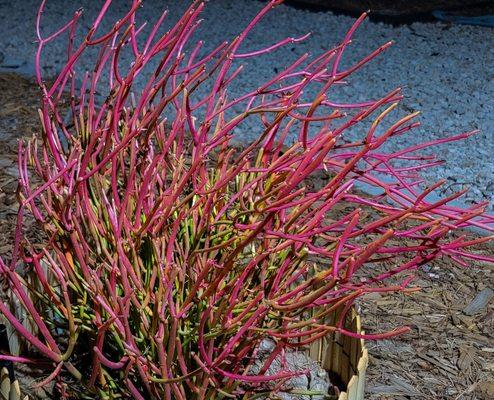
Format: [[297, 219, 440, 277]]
[[457, 346, 478, 376]]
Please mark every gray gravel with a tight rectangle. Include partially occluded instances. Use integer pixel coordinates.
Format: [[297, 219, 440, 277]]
[[253, 339, 331, 399], [0, 0, 492, 211]]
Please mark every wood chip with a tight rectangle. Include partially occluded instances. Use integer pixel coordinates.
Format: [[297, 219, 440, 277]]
[[463, 288, 494, 316]]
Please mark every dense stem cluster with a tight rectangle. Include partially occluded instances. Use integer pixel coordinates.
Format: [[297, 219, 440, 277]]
[[0, 1, 492, 398]]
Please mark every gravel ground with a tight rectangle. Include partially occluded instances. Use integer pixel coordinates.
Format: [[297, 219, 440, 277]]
[[0, 0, 492, 211]]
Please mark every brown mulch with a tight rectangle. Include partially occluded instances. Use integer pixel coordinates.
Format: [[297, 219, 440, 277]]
[[0, 73, 492, 399], [361, 251, 494, 400], [0, 73, 55, 398], [0, 73, 46, 260]]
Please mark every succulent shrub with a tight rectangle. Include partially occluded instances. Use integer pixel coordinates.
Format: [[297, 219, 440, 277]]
[[1, 0, 493, 399]]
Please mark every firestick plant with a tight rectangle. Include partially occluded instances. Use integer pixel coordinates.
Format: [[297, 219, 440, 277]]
[[0, 0, 493, 398]]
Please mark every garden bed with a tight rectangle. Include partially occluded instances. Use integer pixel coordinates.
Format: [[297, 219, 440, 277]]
[[0, 73, 492, 399]]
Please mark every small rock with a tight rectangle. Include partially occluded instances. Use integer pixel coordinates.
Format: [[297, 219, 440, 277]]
[[252, 340, 331, 399]]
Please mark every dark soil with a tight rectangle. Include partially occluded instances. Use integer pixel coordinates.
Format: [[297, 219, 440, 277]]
[[283, 0, 494, 25]]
